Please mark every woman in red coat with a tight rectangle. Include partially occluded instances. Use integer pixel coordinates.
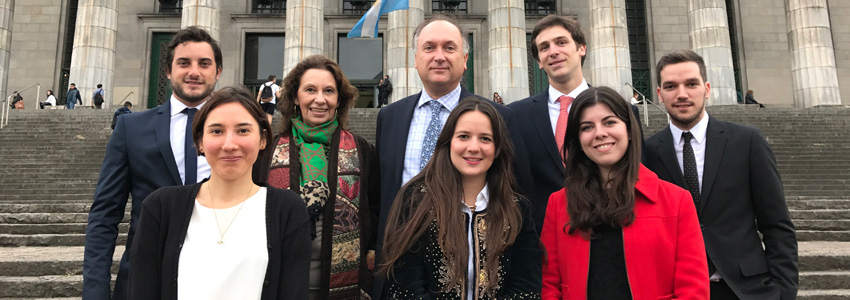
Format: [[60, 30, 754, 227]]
[[541, 86, 709, 300]]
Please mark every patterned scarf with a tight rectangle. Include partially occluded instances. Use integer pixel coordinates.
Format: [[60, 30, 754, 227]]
[[291, 115, 338, 185]]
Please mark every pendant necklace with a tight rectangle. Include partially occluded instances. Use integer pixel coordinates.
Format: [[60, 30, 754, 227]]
[[208, 183, 254, 244]]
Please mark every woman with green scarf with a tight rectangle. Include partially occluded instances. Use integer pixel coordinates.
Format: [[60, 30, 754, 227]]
[[253, 55, 378, 299]]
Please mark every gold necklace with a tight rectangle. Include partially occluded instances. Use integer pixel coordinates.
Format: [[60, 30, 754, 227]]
[[207, 183, 255, 244]]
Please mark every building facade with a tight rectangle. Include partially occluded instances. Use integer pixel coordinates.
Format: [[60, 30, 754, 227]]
[[2, 0, 848, 110]]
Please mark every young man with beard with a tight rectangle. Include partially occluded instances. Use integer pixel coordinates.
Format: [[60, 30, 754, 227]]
[[643, 50, 798, 300], [83, 26, 223, 300]]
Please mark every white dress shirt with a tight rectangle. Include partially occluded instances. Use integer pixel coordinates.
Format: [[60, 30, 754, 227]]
[[461, 184, 489, 300], [179, 187, 269, 300], [401, 85, 462, 185], [668, 113, 709, 193], [169, 96, 211, 184], [547, 79, 589, 134]]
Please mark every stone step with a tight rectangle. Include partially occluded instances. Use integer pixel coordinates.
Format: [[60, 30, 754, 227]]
[[791, 210, 850, 220], [0, 190, 96, 196], [795, 220, 850, 231], [788, 200, 850, 210], [0, 234, 127, 247], [0, 223, 129, 235], [0, 213, 129, 224], [0, 275, 86, 298], [799, 242, 850, 272], [798, 230, 850, 242], [798, 289, 850, 300], [800, 271, 850, 290], [0, 246, 122, 277], [0, 195, 98, 201]]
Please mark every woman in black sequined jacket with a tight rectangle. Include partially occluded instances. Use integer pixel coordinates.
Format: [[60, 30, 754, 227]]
[[378, 98, 543, 299]]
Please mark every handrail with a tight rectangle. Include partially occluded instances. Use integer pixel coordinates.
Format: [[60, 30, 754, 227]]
[[1, 83, 41, 129], [625, 83, 668, 126], [120, 91, 134, 105]]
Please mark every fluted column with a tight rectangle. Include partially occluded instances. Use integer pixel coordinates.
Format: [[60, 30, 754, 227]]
[[488, 0, 529, 103], [0, 0, 13, 101], [386, 0, 424, 103], [283, 0, 323, 77], [589, 0, 632, 99], [688, 0, 736, 105], [69, 0, 118, 108], [787, 0, 841, 107], [181, 0, 221, 41]]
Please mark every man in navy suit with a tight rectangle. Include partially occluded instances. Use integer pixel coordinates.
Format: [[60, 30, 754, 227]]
[[509, 15, 642, 228], [83, 27, 222, 300], [373, 14, 533, 297], [643, 50, 797, 300]]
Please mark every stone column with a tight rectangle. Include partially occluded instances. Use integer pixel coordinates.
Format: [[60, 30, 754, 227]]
[[69, 0, 118, 108], [688, 0, 736, 105], [487, 0, 529, 103], [386, 0, 424, 103], [787, 0, 841, 107], [588, 0, 632, 99], [283, 0, 324, 77], [181, 0, 221, 41], [0, 0, 13, 101]]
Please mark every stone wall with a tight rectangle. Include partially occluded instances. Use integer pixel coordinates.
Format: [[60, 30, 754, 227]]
[[7, 0, 64, 105], [828, 0, 850, 105]]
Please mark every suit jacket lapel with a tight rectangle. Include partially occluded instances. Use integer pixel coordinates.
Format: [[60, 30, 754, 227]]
[[155, 101, 182, 185], [656, 126, 688, 188], [390, 92, 420, 188], [699, 117, 726, 214], [529, 90, 564, 173]]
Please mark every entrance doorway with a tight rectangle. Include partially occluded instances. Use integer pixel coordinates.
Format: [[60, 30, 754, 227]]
[[148, 33, 175, 108]]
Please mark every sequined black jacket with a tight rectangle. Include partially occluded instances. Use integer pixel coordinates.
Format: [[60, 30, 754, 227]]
[[385, 184, 543, 299]]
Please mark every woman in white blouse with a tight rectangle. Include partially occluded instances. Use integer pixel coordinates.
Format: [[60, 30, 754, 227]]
[[129, 86, 311, 300]]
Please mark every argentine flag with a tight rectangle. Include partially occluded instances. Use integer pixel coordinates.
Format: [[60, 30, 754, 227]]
[[347, 0, 409, 38]]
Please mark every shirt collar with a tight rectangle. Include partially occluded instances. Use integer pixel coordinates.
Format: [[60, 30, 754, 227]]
[[417, 84, 463, 111], [169, 95, 206, 117], [670, 112, 709, 145], [465, 183, 490, 213], [547, 79, 589, 105]]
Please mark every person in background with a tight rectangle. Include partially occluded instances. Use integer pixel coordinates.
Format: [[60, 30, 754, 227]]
[[381, 98, 542, 299], [253, 55, 378, 300], [256, 74, 281, 125], [40, 90, 57, 109], [10, 91, 22, 109], [542, 86, 708, 300], [111, 101, 133, 129], [745, 89, 765, 108], [66, 83, 82, 109], [93, 83, 105, 109], [129, 86, 310, 300], [492, 92, 504, 104]]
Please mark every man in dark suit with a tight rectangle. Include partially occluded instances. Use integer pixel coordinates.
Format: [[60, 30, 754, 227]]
[[373, 14, 532, 297], [83, 27, 222, 300], [509, 15, 642, 228], [643, 50, 797, 300]]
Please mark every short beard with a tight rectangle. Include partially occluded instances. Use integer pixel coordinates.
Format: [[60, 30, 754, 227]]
[[172, 83, 214, 105]]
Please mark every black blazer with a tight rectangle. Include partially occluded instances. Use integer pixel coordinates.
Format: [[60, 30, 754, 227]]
[[84, 101, 188, 299], [508, 89, 643, 231], [643, 117, 798, 300], [372, 88, 534, 297]]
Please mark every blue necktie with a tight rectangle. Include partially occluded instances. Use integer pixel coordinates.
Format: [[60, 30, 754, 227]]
[[184, 108, 198, 185], [420, 100, 443, 171]]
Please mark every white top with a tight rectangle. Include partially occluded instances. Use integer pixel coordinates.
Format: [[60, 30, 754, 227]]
[[178, 187, 269, 300], [401, 84, 462, 185], [668, 113, 709, 193], [169, 96, 211, 184], [45, 95, 56, 106], [461, 184, 489, 300], [547, 79, 589, 134], [631, 95, 640, 105], [258, 81, 280, 104]]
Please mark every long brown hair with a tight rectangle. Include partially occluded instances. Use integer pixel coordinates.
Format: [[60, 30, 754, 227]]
[[277, 55, 358, 135], [379, 97, 522, 293], [563, 86, 642, 235]]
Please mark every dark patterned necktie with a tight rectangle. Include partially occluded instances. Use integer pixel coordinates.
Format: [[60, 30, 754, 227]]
[[184, 108, 198, 185], [682, 131, 700, 206]]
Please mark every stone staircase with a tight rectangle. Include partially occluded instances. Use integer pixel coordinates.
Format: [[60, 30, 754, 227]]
[[0, 106, 848, 299]]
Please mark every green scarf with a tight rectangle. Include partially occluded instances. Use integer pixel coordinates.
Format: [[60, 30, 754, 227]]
[[291, 115, 338, 185]]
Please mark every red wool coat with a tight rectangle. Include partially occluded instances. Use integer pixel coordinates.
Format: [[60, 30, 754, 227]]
[[541, 165, 709, 300]]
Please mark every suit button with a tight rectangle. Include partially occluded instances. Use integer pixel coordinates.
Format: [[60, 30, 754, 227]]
[[263, 280, 269, 286], [700, 224, 705, 231]]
